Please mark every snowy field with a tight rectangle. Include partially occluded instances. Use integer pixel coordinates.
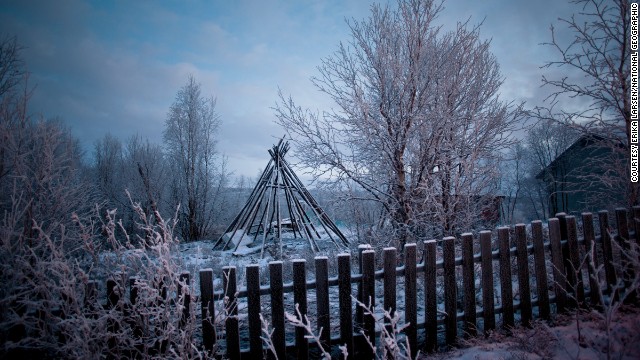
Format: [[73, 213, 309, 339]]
[[430, 307, 640, 360]]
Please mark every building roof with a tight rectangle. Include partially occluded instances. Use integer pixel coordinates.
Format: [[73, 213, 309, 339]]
[[535, 133, 614, 180]]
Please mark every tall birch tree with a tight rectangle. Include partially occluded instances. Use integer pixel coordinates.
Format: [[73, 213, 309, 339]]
[[164, 76, 221, 241]]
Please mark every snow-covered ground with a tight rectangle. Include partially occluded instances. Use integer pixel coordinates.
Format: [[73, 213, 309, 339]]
[[429, 306, 640, 360], [176, 228, 352, 295]]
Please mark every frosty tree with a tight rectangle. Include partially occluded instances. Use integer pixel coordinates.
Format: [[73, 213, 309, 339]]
[[275, 0, 521, 247], [164, 76, 222, 241], [93, 133, 169, 238]]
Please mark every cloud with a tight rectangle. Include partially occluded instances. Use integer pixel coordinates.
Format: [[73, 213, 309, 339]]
[[0, 0, 595, 179]]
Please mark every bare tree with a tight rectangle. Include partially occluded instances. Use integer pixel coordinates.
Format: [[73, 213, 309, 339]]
[[523, 120, 580, 218], [275, 0, 521, 246], [0, 35, 24, 100], [0, 35, 92, 244], [164, 75, 222, 241], [0, 35, 28, 185], [94, 133, 126, 209], [124, 135, 168, 222], [499, 143, 528, 224], [533, 0, 635, 208]]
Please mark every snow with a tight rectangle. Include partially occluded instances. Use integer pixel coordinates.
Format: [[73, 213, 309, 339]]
[[429, 307, 640, 359]]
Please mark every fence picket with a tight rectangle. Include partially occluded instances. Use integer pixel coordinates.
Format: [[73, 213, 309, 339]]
[[557, 212, 577, 308], [85, 280, 97, 308], [443, 237, 457, 344], [599, 210, 617, 292], [179, 272, 191, 329], [107, 277, 119, 309], [246, 264, 262, 359], [480, 230, 495, 333], [129, 277, 138, 306], [531, 221, 550, 320], [616, 208, 633, 288], [269, 261, 285, 360], [128, 277, 143, 340], [405, 243, 417, 356], [424, 240, 438, 352], [582, 213, 598, 271], [106, 276, 120, 354], [515, 224, 532, 326], [199, 269, 215, 351], [549, 218, 567, 313], [338, 253, 354, 358], [383, 246, 397, 341], [315, 256, 330, 352], [356, 244, 370, 330], [634, 206, 640, 247], [293, 260, 309, 360], [566, 216, 585, 307], [461, 233, 477, 336], [223, 266, 240, 360], [361, 249, 376, 359], [498, 227, 514, 329], [582, 213, 602, 308]]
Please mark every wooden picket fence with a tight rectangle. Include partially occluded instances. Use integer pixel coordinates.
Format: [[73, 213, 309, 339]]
[[95, 207, 640, 359]]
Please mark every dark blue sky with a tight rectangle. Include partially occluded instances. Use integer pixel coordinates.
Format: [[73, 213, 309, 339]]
[[1, 0, 578, 178]]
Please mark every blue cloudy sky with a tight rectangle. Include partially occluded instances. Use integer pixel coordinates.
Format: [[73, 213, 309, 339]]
[[1, 0, 578, 179]]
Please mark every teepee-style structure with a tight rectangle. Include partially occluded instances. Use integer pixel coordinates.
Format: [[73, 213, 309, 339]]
[[213, 139, 349, 257]]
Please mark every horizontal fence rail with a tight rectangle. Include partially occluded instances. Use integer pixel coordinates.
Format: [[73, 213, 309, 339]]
[[85, 207, 640, 359]]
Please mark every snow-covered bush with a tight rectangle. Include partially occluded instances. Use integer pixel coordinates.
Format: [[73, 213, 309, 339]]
[[0, 197, 208, 359]]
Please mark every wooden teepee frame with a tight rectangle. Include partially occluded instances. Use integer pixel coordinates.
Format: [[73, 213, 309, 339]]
[[213, 139, 349, 257]]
